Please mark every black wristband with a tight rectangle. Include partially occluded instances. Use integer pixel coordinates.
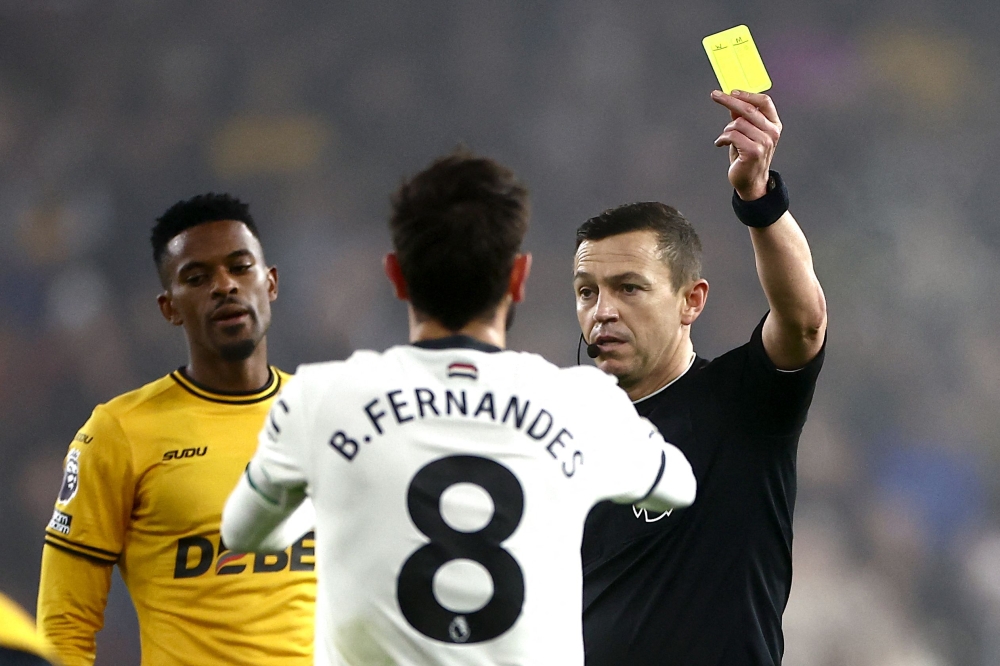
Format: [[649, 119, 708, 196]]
[[732, 170, 789, 228]]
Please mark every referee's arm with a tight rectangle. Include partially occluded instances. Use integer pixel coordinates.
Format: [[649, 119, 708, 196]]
[[751, 209, 826, 369], [712, 90, 828, 370]]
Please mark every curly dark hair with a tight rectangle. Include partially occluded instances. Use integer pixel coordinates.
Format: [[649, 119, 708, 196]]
[[151, 193, 260, 272], [390, 149, 530, 331]]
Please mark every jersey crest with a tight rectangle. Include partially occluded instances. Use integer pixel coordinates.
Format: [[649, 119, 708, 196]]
[[447, 362, 478, 380]]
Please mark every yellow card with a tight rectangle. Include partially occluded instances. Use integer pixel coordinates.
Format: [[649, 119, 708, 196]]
[[702, 25, 772, 94]]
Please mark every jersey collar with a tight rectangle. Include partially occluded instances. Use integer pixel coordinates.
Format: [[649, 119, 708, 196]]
[[632, 352, 697, 405], [170, 366, 282, 405], [411, 335, 502, 354]]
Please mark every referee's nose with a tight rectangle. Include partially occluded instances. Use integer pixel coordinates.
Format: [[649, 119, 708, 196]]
[[594, 294, 620, 323]]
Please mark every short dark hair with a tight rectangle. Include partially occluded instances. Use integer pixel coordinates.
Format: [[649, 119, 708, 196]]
[[390, 149, 530, 331], [576, 202, 702, 291], [151, 193, 259, 270]]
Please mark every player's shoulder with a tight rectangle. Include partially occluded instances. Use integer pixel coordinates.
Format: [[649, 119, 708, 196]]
[[85, 373, 180, 429], [541, 360, 623, 395], [290, 346, 617, 389], [290, 350, 380, 382], [67, 373, 178, 450], [279, 352, 379, 401], [555, 362, 620, 385], [493, 352, 627, 405]]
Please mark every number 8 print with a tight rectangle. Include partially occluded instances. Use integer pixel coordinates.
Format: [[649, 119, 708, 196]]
[[397, 455, 525, 644]]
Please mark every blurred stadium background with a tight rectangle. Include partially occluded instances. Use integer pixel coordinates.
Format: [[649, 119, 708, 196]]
[[1, 1, 998, 664]]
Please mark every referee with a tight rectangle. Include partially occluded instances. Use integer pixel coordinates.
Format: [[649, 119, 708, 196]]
[[574, 90, 827, 666]]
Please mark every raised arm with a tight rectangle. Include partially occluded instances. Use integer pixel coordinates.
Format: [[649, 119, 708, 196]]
[[712, 90, 828, 370]]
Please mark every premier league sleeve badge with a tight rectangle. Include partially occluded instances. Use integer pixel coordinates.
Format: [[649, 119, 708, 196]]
[[57, 449, 81, 504]]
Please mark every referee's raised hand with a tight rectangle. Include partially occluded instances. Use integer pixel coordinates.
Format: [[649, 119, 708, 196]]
[[711, 90, 782, 201]]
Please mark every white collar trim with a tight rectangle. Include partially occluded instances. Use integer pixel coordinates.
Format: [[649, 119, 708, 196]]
[[632, 352, 697, 405]]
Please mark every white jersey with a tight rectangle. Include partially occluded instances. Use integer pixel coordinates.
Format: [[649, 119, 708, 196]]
[[250, 338, 695, 666]]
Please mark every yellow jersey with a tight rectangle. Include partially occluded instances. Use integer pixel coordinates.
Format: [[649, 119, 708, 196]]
[[38, 368, 315, 666], [1, 592, 58, 664]]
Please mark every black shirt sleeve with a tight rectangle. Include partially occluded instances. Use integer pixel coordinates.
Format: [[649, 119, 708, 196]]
[[735, 312, 826, 438], [0, 647, 54, 666]]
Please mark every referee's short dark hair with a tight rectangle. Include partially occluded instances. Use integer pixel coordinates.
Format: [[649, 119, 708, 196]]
[[151, 193, 260, 283], [390, 148, 530, 331], [576, 202, 702, 292]]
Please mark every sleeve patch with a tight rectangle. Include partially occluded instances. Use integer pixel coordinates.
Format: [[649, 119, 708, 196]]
[[47, 509, 72, 535], [57, 449, 81, 504]]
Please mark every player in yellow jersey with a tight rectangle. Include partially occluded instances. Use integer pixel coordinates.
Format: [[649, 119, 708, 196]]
[[1, 592, 58, 665], [36, 194, 316, 666]]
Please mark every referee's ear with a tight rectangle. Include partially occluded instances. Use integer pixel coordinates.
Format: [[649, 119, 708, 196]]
[[680, 279, 709, 326], [383, 253, 410, 300]]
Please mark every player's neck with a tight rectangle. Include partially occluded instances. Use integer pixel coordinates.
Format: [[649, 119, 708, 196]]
[[625, 331, 695, 402], [184, 340, 272, 393], [408, 308, 507, 349]]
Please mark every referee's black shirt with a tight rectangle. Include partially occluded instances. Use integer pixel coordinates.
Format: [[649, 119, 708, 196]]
[[582, 315, 825, 666]]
